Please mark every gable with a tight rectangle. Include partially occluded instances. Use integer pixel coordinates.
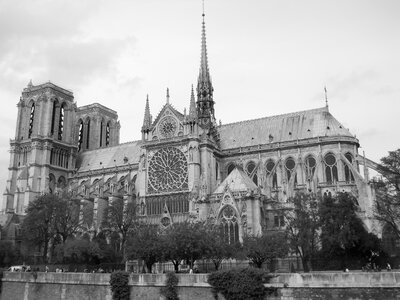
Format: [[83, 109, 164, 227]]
[[151, 104, 184, 140]]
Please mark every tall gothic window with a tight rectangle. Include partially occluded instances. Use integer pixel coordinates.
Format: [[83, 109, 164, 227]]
[[86, 119, 91, 149], [285, 157, 297, 184], [265, 159, 278, 189], [219, 205, 239, 244], [50, 100, 58, 135], [106, 121, 110, 146], [305, 156, 316, 181], [28, 103, 35, 138], [78, 120, 83, 151], [100, 120, 104, 147], [324, 153, 338, 184], [58, 103, 65, 140], [344, 153, 355, 182], [246, 161, 258, 185], [227, 163, 235, 176]]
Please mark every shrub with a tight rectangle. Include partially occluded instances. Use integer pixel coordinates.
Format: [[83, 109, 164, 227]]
[[110, 271, 130, 300], [160, 271, 179, 300], [208, 267, 273, 300]]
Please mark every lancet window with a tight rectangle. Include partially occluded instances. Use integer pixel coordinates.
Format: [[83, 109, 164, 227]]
[[246, 161, 258, 185], [219, 205, 239, 244], [106, 121, 110, 146], [324, 153, 338, 184], [28, 103, 35, 138], [86, 119, 91, 149], [58, 103, 65, 140], [285, 157, 297, 184], [344, 153, 355, 182], [265, 159, 278, 189], [305, 156, 316, 181], [77, 120, 83, 151], [227, 163, 235, 176]]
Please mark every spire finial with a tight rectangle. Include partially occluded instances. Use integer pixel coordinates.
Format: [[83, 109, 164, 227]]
[[142, 94, 152, 131], [189, 84, 197, 121], [166, 88, 170, 104], [324, 86, 328, 108], [27, 79, 33, 88]]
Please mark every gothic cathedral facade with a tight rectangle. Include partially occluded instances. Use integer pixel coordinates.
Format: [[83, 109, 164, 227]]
[[2, 14, 378, 242]]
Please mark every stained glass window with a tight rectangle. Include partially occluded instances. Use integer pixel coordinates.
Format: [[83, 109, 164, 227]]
[[148, 147, 188, 193]]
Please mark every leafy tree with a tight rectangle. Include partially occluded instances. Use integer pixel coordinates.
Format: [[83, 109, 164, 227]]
[[243, 232, 288, 269], [0, 241, 17, 266], [319, 192, 381, 268], [284, 193, 320, 272], [55, 237, 104, 264], [126, 223, 162, 273], [162, 221, 208, 271], [21, 194, 84, 262], [374, 149, 400, 239], [102, 199, 137, 261], [53, 196, 82, 244], [203, 223, 239, 270], [21, 194, 59, 262]]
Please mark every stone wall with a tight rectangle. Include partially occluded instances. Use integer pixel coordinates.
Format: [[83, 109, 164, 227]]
[[2, 271, 400, 300]]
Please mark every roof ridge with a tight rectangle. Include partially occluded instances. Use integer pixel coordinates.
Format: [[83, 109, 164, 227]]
[[79, 140, 142, 155], [219, 106, 328, 128]]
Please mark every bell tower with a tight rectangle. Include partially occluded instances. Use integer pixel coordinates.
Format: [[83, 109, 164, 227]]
[[3, 81, 77, 214]]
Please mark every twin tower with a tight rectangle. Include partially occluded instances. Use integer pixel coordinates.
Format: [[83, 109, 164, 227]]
[[3, 81, 120, 214]]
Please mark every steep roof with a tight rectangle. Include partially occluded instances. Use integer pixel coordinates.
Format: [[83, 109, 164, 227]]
[[213, 167, 258, 194], [217, 107, 354, 150], [76, 140, 142, 172]]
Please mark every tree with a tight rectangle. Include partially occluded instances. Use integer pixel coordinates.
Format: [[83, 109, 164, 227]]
[[203, 223, 239, 270], [319, 192, 381, 268], [53, 196, 82, 244], [55, 237, 105, 264], [374, 149, 400, 239], [21, 193, 84, 262], [243, 232, 288, 269], [126, 223, 163, 273], [162, 221, 208, 271], [21, 194, 59, 262], [102, 199, 137, 261], [283, 193, 320, 272]]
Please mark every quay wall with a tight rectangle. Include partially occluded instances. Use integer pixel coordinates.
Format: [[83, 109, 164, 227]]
[[2, 271, 400, 300]]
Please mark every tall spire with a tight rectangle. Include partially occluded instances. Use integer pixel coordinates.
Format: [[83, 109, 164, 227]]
[[142, 95, 152, 131], [196, 3, 215, 127], [188, 84, 197, 121]]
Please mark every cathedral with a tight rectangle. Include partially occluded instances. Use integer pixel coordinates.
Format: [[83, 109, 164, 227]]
[[2, 12, 379, 242]]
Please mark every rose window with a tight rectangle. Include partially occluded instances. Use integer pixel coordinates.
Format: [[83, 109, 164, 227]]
[[159, 116, 178, 138], [148, 147, 188, 193]]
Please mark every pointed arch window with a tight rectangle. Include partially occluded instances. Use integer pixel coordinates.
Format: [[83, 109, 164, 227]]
[[344, 153, 355, 182], [324, 153, 338, 184], [86, 119, 91, 149], [305, 156, 316, 181], [265, 159, 278, 189], [285, 157, 297, 184], [219, 205, 239, 244], [106, 121, 111, 146], [50, 100, 58, 135], [58, 103, 65, 140], [100, 120, 104, 147], [227, 163, 235, 176], [78, 121, 83, 151], [246, 161, 258, 185], [28, 103, 35, 138]]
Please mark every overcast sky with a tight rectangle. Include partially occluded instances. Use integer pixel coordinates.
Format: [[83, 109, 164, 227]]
[[1, 0, 399, 195]]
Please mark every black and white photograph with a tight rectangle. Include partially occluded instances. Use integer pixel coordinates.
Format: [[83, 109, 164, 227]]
[[0, 1, 399, 299]]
